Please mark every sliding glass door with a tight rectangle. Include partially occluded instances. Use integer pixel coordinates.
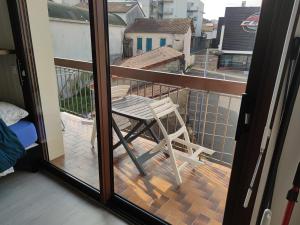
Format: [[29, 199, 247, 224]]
[[26, 0, 101, 190], [105, 0, 298, 224], [107, 1, 263, 224], [14, 0, 299, 224]]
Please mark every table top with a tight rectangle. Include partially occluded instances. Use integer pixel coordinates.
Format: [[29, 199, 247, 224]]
[[112, 95, 156, 120]]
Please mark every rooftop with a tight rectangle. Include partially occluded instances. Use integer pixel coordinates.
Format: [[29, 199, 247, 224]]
[[108, 2, 139, 13], [125, 18, 194, 34], [48, 1, 127, 26], [120, 46, 184, 69], [75, 1, 142, 15], [202, 23, 218, 32]]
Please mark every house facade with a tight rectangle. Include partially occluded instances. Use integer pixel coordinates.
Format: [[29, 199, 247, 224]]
[[124, 18, 193, 67]]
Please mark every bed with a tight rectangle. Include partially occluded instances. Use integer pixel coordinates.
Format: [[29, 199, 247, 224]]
[[0, 119, 38, 177], [9, 120, 38, 150]]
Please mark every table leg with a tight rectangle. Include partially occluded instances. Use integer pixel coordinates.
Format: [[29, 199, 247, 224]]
[[144, 120, 160, 143], [126, 120, 156, 143], [143, 120, 170, 157], [113, 120, 143, 150], [112, 118, 146, 176]]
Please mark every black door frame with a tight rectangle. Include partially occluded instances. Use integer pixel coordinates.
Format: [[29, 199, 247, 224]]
[[7, 0, 299, 225], [7, 0, 49, 160], [224, 0, 300, 224]]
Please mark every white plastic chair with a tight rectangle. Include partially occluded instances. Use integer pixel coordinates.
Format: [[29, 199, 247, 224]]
[[149, 97, 215, 185], [91, 85, 131, 148]]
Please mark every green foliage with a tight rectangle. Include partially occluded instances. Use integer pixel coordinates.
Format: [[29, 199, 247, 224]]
[[60, 87, 94, 117]]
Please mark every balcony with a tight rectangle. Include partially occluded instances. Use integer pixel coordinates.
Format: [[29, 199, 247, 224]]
[[163, 8, 174, 15], [187, 7, 199, 12], [52, 58, 246, 225]]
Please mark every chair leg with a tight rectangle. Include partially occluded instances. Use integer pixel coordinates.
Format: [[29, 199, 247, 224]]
[[91, 118, 96, 148], [166, 141, 182, 185], [183, 130, 193, 155], [61, 119, 65, 131]]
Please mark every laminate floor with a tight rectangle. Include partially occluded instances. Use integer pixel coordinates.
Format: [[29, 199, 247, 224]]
[[0, 171, 128, 225]]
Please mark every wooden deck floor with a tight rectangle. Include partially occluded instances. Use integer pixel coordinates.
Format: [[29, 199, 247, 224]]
[[52, 112, 231, 225]]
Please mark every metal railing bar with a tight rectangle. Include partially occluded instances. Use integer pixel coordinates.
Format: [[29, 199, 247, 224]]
[[211, 96, 220, 149], [84, 73, 89, 115], [201, 92, 209, 145], [220, 97, 232, 161]]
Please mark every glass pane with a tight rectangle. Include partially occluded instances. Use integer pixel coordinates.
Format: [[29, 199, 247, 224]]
[[44, 0, 100, 189], [109, 0, 263, 224]]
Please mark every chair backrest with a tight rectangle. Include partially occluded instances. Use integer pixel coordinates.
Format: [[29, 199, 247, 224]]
[[111, 85, 130, 101], [149, 97, 186, 139]]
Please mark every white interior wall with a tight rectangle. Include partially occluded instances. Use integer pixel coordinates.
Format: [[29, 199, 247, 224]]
[[26, 0, 64, 160]]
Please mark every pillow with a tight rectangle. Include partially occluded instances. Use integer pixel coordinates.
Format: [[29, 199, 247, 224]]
[[0, 102, 29, 126]]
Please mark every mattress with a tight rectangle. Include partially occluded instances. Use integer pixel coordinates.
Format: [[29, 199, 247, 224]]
[[9, 120, 38, 149]]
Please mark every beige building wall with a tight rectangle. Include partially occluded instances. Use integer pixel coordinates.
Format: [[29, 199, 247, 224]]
[[125, 29, 192, 67], [27, 0, 64, 160]]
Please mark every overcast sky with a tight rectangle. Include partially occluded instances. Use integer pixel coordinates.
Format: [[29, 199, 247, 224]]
[[201, 0, 262, 20]]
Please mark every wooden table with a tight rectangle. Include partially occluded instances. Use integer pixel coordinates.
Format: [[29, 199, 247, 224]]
[[112, 95, 160, 176]]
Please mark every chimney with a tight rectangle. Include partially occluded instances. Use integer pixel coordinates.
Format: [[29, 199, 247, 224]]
[[242, 1, 246, 7]]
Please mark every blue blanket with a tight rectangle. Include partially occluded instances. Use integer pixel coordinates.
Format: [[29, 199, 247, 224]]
[[0, 119, 25, 172]]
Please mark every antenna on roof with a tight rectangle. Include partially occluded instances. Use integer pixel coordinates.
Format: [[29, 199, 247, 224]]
[[242, 1, 246, 7]]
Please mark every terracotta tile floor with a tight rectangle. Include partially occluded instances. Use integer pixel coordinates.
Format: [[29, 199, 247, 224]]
[[52, 112, 231, 225]]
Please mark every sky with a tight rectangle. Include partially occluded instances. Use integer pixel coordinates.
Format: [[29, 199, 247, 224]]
[[201, 0, 262, 20]]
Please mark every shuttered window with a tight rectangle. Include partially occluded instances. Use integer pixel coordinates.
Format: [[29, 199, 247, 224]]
[[160, 38, 166, 47], [137, 37, 142, 50], [146, 38, 152, 51]]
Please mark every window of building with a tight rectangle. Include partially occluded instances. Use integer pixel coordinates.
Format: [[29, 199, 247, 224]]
[[137, 37, 143, 50], [146, 38, 152, 51], [160, 38, 166, 47]]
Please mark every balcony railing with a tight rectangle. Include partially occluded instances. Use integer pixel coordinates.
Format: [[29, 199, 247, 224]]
[[163, 8, 174, 15], [54, 58, 246, 166]]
